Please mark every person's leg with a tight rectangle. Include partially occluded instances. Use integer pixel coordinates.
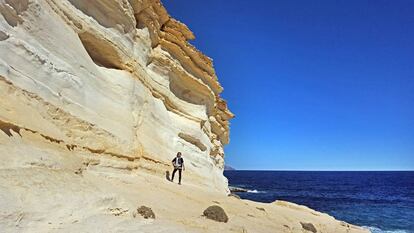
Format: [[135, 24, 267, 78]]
[[171, 168, 177, 182], [178, 169, 182, 184]]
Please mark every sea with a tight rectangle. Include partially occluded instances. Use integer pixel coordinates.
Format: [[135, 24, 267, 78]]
[[224, 171, 414, 233]]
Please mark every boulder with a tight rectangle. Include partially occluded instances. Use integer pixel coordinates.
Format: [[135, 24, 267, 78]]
[[203, 205, 229, 223], [301, 222, 317, 233], [136, 206, 155, 219]]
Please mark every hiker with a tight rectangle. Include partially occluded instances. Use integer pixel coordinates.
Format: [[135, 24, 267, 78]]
[[171, 152, 185, 185]]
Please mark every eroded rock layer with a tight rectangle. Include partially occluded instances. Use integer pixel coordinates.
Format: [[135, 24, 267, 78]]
[[0, 0, 233, 192]]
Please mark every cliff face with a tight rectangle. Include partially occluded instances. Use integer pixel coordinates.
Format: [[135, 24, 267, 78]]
[[0, 0, 233, 192]]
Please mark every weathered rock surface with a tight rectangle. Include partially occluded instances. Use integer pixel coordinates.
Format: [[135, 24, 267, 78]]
[[0, 0, 233, 193], [0, 1, 370, 232]]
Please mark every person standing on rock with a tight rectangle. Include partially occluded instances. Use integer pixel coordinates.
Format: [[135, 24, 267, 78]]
[[171, 152, 185, 185]]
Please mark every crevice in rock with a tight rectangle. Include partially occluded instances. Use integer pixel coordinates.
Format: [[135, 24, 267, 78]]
[[178, 132, 207, 152], [77, 31, 123, 69], [146, 48, 232, 142], [82, 146, 136, 162], [0, 119, 22, 137], [140, 156, 169, 166], [168, 72, 210, 107], [0, 31, 9, 41], [66, 144, 77, 151], [40, 134, 63, 144]]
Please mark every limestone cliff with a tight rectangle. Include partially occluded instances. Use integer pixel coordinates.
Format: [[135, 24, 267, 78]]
[[0, 1, 370, 232], [0, 0, 233, 193]]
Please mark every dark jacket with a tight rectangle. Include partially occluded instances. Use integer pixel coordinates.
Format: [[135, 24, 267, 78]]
[[172, 157, 184, 169]]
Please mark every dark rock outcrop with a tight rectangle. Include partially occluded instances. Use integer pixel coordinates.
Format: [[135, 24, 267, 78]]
[[203, 205, 229, 223], [301, 222, 317, 233], [228, 186, 248, 193], [136, 206, 155, 219]]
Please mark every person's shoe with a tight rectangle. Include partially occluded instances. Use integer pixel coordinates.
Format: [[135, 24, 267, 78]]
[[178, 182, 181, 185]]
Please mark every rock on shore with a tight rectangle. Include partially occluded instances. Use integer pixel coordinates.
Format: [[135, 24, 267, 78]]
[[229, 186, 249, 192], [0, 0, 369, 232]]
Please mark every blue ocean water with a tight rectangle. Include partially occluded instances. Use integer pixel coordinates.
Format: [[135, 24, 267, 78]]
[[224, 171, 414, 233]]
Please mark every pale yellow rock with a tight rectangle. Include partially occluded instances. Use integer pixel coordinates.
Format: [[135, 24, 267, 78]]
[[0, 0, 369, 232]]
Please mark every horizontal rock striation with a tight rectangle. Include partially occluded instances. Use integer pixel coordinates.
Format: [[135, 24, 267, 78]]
[[0, 0, 233, 192]]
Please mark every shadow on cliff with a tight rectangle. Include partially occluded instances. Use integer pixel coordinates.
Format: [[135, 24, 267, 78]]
[[0, 120, 22, 137]]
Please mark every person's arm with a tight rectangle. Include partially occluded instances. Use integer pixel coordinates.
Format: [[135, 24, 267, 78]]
[[182, 159, 185, 171], [172, 158, 176, 166]]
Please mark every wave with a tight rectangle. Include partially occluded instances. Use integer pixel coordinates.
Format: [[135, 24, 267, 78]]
[[363, 226, 411, 233], [247, 189, 266, 194]]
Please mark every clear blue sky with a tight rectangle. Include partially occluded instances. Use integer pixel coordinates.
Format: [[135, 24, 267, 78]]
[[163, 0, 414, 170]]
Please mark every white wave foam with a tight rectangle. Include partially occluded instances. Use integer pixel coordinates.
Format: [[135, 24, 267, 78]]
[[247, 189, 265, 194], [363, 226, 410, 233]]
